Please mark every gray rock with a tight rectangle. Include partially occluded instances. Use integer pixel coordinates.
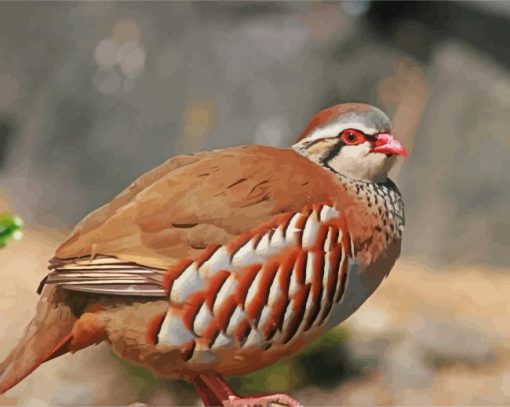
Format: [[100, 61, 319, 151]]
[[345, 337, 393, 371], [383, 339, 435, 392], [410, 316, 496, 366]]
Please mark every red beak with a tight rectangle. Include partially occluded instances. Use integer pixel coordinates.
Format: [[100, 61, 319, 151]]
[[371, 133, 408, 158]]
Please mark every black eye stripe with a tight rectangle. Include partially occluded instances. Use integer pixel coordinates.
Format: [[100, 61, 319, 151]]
[[320, 139, 345, 166]]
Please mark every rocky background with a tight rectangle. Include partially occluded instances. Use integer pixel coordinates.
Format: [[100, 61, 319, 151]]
[[0, 1, 509, 406]]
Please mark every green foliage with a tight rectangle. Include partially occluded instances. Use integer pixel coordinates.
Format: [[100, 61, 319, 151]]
[[0, 212, 23, 248], [114, 354, 161, 399]]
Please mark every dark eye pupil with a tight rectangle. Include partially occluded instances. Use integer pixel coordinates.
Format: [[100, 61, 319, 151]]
[[347, 133, 355, 141]]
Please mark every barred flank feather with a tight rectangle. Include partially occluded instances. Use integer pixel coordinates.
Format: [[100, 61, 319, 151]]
[[153, 204, 354, 361]]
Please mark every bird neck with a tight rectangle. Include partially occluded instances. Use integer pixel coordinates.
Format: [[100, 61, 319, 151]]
[[335, 174, 405, 266], [344, 176, 405, 238]]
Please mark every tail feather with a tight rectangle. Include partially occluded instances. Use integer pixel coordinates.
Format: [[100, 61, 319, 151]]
[[0, 287, 76, 394]]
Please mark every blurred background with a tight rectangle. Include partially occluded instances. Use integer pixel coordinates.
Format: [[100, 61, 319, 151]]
[[1, 1, 509, 405]]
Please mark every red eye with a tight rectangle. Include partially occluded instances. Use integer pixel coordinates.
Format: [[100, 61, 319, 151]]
[[339, 129, 365, 145]]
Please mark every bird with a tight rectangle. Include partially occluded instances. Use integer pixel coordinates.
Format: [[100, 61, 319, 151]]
[[0, 103, 406, 406]]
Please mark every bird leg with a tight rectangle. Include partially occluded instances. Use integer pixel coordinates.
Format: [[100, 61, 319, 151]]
[[192, 374, 301, 407], [192, 374, 238, 406]]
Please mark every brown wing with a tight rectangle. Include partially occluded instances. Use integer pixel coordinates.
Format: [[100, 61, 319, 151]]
[[46, 146, 344, 297]]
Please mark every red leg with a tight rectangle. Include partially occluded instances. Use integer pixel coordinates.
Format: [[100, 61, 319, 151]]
[[191, 374, 239, 406], [192, 374, 301, 407], [192, 376, 222, 406]]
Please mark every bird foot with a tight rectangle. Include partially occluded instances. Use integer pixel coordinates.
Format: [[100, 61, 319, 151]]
[[223, 393, 302, 407]]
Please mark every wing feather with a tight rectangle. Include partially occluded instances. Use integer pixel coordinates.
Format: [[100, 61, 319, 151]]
[[42, 255, 167, 297], [53, 146, 342, 270], [46, 146, 346, 299]]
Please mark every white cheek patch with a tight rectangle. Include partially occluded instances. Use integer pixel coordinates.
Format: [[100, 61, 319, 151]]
[[327, 142, 370, 169], [327, 142, 390, 182], [338, 142, 372, 159]]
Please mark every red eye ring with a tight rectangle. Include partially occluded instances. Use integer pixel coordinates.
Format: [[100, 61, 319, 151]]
[[339, 129, 365, 145]]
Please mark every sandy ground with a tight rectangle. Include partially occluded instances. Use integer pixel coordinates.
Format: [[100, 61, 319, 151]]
[[1, 227, 509, 406], [296, 260, 510, 406]]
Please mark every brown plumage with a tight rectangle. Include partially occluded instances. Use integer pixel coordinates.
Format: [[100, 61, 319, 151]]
[[0, 103, 407, 406]]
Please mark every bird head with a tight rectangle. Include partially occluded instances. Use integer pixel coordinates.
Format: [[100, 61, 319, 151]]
[[293, 103, 407, 182]]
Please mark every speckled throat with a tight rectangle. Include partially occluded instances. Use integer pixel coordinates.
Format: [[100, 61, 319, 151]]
[[343, 175, 405, 241], [318, 165, 405, 260]]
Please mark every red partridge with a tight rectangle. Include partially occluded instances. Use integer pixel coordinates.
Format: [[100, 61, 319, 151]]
[[0, 103, 407, 406]]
